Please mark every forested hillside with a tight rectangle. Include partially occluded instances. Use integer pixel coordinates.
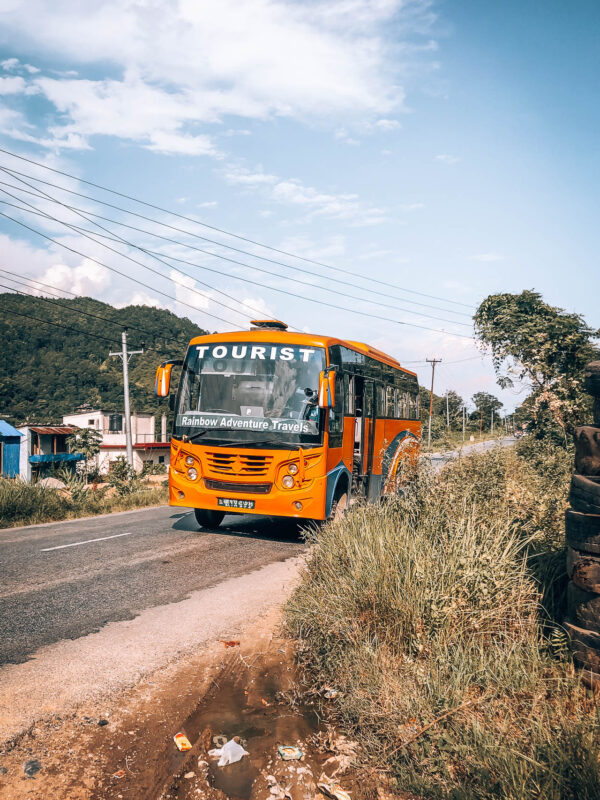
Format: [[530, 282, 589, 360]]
[[0, 293, 207, 425]]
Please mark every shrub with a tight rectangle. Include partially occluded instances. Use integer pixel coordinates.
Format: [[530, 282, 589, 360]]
[[287, 444, 598, 798]]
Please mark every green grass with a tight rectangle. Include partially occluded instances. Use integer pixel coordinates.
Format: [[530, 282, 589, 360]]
[[287, 443, 600, 799], [0, 477, 168, 529]]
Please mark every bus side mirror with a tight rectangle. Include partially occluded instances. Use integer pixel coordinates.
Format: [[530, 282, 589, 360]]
[[318, 369, 336, 408], [155, 360, 183, 397]]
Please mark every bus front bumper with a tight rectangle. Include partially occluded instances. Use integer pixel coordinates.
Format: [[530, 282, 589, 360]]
[[168, 469, 328, 520]]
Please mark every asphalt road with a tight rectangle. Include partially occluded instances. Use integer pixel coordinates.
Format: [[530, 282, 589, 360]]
[[0, 507, 305, 665]]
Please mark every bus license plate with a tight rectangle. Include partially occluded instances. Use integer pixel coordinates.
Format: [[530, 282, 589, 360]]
[[218, 498, 255, 510]]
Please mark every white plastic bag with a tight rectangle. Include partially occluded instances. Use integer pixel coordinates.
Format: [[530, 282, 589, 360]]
[[208, 737, 249, 767]]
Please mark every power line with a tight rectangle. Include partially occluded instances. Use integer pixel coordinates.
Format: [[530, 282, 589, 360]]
[[1, 301, 123, 345], [0, 147, 474, 310], [0, 174, 472, 320], [0, 209, 245, 330], [0, 185, 263, 328], [0, 177, 472, 327], [0, 271, 191, 345], [0, 187, 470, 330], [0, 171, 280, 326], [0, 202, 476, 341]]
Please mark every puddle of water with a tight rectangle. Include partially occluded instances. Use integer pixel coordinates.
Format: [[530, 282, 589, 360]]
[[171, 657, 320, 800]]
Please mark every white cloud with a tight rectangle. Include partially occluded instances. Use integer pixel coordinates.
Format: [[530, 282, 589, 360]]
[[435, 154, 460, 164], [198, 201, 218, 208], [0, 0, 436, 154], [225, 164, 386, 225], [400, 202, 425, 211], [375, 118, 401, 131], [34, 260, 111, 296], [1, 58, 19, 71], [472, 252, 503, 263], [0, 75, 26, 94]]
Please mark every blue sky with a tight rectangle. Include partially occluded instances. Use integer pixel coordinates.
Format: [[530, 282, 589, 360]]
[[0, 0, 598, 413]]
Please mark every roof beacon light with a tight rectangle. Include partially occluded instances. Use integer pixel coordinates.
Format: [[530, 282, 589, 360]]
[[250, 319, 288, 331]]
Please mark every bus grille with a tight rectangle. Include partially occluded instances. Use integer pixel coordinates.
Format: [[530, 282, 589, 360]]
[[204, 479, 272, 494], [205, 452, 273, 477]]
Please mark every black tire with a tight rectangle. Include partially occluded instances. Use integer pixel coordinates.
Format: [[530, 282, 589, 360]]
[[564, 620, 600, 672], [566, 546, 600, 593], [574, 426, 600, 476], [194, 508, 225, 529], [567, 581, 600, 634], [584, 361, 600, 398], [565, 509, 600, 554], [569, 474, 600, 515]]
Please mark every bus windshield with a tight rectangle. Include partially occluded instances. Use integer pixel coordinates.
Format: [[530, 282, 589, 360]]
[[173, 342, 326, 448]]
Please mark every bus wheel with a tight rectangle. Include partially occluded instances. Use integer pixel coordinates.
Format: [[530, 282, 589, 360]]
[[330, 492, 348, 523], [194, 508, 225, 529]]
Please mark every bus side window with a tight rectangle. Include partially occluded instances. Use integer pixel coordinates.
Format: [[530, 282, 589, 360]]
[[376, 384, 385, 417], [386, 386, 394, 419], [394, 388, 400, 419], [344, 374, 356, 416]]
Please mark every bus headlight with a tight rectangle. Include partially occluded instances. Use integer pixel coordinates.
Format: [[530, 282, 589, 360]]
[[185, 455, 195, 466], [282, 475, 295, 489], [187, 467, 198, 481], [287, 463, 299, 475]]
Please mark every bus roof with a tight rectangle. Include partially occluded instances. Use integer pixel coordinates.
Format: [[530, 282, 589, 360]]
[[188, 328, 417, 377]]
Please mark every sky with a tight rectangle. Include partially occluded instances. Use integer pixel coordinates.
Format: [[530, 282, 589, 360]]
[[0, 0, 598, 413]]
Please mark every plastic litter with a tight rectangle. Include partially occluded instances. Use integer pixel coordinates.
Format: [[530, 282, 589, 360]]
[[323, 687, 339, 699], [212, 734, 228, 748], [221, 640, 240, 648], [318, 775, 351, 800], [24, 759, 41, 778], [174, 732, 193, 751], [112, 769, 126, 779], [278, 745, 304, 761], [208, 737, 249, 766], [98, 719, 109, 726]]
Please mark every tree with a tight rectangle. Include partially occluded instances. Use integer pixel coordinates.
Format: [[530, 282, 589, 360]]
[[67, 427, 103, 482], [471, 392, 503, 430], [441, 390, 464, 428], [474, 291, 599, 436]]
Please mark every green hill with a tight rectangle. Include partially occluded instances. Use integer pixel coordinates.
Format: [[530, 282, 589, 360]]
[[0, 293, 207, 425]]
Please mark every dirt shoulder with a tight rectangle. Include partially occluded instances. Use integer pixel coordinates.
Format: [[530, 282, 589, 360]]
[[0, 603, 408, 800]]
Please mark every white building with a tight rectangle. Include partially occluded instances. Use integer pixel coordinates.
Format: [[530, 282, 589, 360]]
[[62, 409, 170, 474]]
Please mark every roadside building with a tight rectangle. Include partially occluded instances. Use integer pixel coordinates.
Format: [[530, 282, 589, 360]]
[[0, 420, 23, 477], [62, 409, 170, 473], [16, 424, 83, 482]]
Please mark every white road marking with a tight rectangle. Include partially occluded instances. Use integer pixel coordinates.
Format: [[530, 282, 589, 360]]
[[41, 532, 136, 552]]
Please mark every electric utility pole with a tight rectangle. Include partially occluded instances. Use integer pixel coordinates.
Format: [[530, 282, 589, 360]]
[[462, 404, 466, 443], [491, 408, 494, 435], [446, 391, 450, 427], [110, 329, 144, 468], [426, 358, 442, 449]]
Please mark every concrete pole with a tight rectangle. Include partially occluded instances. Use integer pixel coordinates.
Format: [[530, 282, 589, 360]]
[[426, 359, 441, 449], [121, 330, 134, 468]]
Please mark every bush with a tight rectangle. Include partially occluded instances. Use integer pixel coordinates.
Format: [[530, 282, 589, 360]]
[[287, 444, 599, 798]]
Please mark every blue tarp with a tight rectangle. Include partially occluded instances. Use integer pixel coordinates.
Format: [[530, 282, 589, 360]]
[[28, 453, 85, 463]]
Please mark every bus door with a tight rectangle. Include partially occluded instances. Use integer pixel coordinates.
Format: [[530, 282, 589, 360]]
[[363, 381, 376, 496], [353, 379, 375, 497]]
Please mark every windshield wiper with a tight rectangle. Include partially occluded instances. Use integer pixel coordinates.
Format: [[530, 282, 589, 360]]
[[183, 428, 240, 443]]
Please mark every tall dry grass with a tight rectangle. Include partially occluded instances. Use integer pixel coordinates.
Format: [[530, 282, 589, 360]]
[[287, 443, 600, 798], [0, 477, 168, 529]]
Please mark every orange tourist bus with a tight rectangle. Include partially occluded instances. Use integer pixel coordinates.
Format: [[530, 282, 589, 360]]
[[155, 320, 421, 528]]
